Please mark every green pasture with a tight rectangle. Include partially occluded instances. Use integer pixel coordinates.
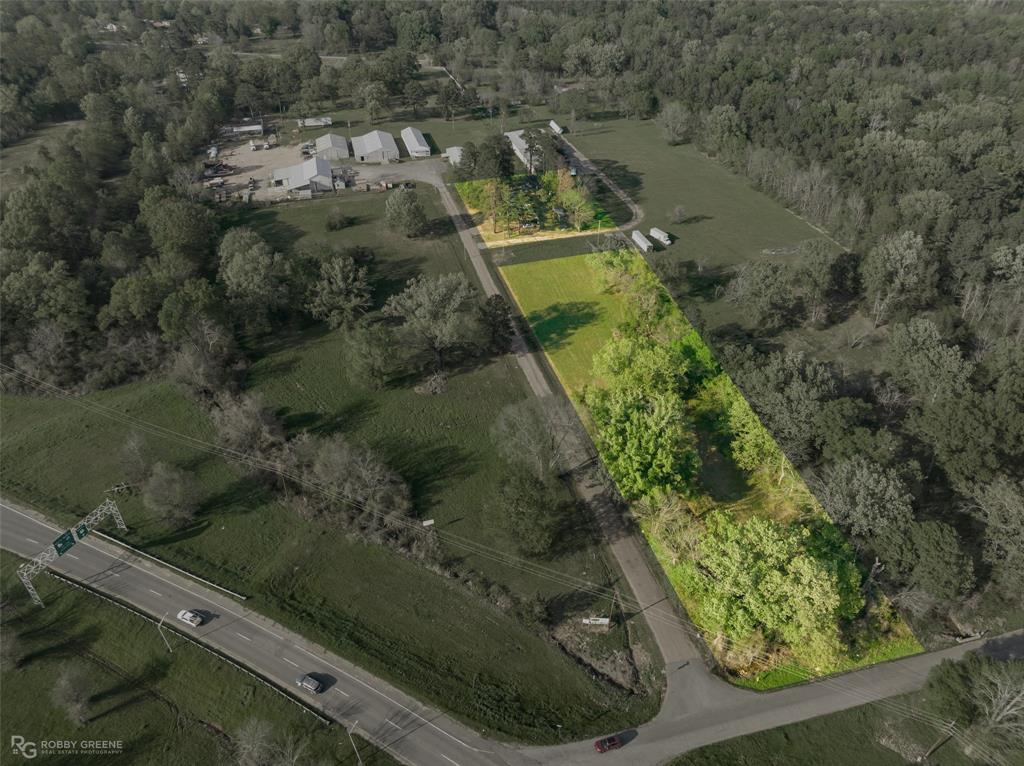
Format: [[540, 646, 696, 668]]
[[0, 189, 659, 742], [0, 551, 396, 766]]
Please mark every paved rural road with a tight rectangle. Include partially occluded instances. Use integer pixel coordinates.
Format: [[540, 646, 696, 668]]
[[5, 501, 1021, 766]]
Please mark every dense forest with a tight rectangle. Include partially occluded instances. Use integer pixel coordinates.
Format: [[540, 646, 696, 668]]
[[2, 0, 1022, 643]]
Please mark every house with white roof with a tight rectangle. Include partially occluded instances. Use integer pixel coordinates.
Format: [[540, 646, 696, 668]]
[[351, 130, 399, 163], [315, 133, 349, 160], [401, 127, 431, 158], [270, 156, 333, 193]]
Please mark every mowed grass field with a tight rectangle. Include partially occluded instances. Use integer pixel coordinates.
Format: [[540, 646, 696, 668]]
[[553, 117, 893, 372], [500, 252, 921, 688], [0, 189, 659, 742], [501, 254, 628, 395], [0, 551, 397, 766]]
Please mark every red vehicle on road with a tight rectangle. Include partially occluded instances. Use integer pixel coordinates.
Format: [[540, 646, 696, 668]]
[[594, 736, 623, 753]]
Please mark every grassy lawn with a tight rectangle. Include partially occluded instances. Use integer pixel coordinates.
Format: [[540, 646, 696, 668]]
[[671, 688, 975, 766], [501, 254, 628, 395], [500, 251, 921, 688], [0, 121, 83, 198], [0, 189, 660, 743], [0, 551, 396, 766]]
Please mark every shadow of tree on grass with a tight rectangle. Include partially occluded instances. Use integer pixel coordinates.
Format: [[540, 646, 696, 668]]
[[526, 301, 601, 351]]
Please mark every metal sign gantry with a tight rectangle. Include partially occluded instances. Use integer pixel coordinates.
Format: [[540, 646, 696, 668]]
[[17, 498, 126, 607]]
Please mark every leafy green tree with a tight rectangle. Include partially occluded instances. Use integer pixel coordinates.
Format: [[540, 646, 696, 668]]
[[382, 273, 479, 369], [306, 255, 371, 329], [402, 80, 428, 115], [592, 333, 690, 396], [138, 187, 217, 279], [584, 386, 700, 499], [498, 469, 559, 557], [725, 261, 798, 331], [158, 278, 223, 345], [861, 231, 938, 325], [727, 393, 790, 484], [909, 521, 974, 600], [479, 293, 514, 353], [887, 318, 974, 404], [384, 188, 427, 237], [697, 512, 863, 669], [1, 256, 91, 339], [339, 320, 396, 389], [216, 227, 293, 330], [966, 477, 1024, 598], [359, 81, 387, 124]]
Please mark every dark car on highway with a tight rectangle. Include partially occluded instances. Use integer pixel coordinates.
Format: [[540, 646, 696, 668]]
[[594, 735, 623, 753]]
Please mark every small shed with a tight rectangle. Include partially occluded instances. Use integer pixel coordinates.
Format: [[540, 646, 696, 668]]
[[446, 146, 464, 167], [315, 133, 349, 160], [298, 116, 333, 128], [401, 127, 431, 158], [549, 120, 564, 135], [649, 227, 672, 246], [631, 230, 654, 253]]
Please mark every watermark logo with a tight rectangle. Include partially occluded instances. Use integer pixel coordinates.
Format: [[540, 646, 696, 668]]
[[10, 736, 37, 759], [9, 737, 122, 758]]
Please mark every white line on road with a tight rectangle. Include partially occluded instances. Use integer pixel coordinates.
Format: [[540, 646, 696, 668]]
[[236, 632, 252, 641], [386, 719, 402, 730], [110, 572, 121, 577], [148, 589, 162, 596], [440, 755, 461, 766], [25, 537, 40, 544], [334, 688, 350, 697], [66, 553, 80, 560], [283, 658, 298, 667]]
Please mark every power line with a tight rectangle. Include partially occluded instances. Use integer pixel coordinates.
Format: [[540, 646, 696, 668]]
[[1, 363, 1006, 763]]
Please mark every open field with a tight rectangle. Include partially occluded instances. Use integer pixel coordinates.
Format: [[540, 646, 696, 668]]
[[501, 252, 921, 688], [0, 551, 396, 766], [0, 121, 82, 197], [549, 118, 900, 372], [671, 686, 974, 766], [0, 190, 659, 742], [501, 256, 628, 395]]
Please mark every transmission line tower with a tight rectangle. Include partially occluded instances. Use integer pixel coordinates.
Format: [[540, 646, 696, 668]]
[[17, 498, 126, 607]]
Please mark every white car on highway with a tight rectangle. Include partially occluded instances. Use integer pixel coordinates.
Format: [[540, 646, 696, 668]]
[[176, 609, 203, 627]]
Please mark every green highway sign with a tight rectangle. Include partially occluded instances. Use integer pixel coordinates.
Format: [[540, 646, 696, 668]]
[[75, 523, 89, 540], [53, 531, 76, 556]]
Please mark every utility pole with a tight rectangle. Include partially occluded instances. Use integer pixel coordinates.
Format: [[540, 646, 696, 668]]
[[918, 720, 957, 763], [157, 612, 173, 653], [345, 721, 363, 766]]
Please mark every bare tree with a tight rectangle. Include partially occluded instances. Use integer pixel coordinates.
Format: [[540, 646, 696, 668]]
[[966, 660, 1024, 762], [211, 393, 285, 464], [142, 462, 202, 528], [52, 666, 89, 726], [120, 431, 150, 486], [491, 396, 585, 479], [234, 718, 274, 766], [272, 736, 308, 766]]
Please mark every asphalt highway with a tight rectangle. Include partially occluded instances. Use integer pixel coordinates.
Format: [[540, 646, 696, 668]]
[[5, 501, 1021, 766]]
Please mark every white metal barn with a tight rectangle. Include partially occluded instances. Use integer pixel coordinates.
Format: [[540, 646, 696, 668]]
[[631, 230, 654, 253], [649, 227, 672, 246], [351, 130, 400, 163], [504, 130, 536, 173], [446, 146, 464, 166], [315, 133, 349, 160], [270, 156, 334, 193], [401, 127, 431, 158], [549, 119, 564, 134], [297, 116, 333, 128]]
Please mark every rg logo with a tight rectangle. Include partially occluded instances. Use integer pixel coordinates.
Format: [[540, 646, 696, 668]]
[[10, 736, 37, 759]]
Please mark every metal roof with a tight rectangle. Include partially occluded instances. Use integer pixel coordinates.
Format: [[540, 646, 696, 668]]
[[315, 133, 349, 156], [272, 156, 332, 190], [401, 126, 430, 154], [351, 130, 399, 158]]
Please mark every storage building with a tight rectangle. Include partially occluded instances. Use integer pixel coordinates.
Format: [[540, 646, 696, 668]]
[[298, 116, 333, 128], [351, 130, 400, 163], [401, 127, 431, 158], [504, 130, 536, 173], [315, 133, 349, 160], [270, 156, 334, 193]]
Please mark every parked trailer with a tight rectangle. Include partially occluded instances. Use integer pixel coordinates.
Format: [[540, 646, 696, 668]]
[[631, 230, 654, 253], [649, 227, 672, 246]]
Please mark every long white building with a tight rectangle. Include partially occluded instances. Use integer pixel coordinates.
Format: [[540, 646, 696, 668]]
[[351, 130, 399, 163], [401, 126, 431, 158]]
